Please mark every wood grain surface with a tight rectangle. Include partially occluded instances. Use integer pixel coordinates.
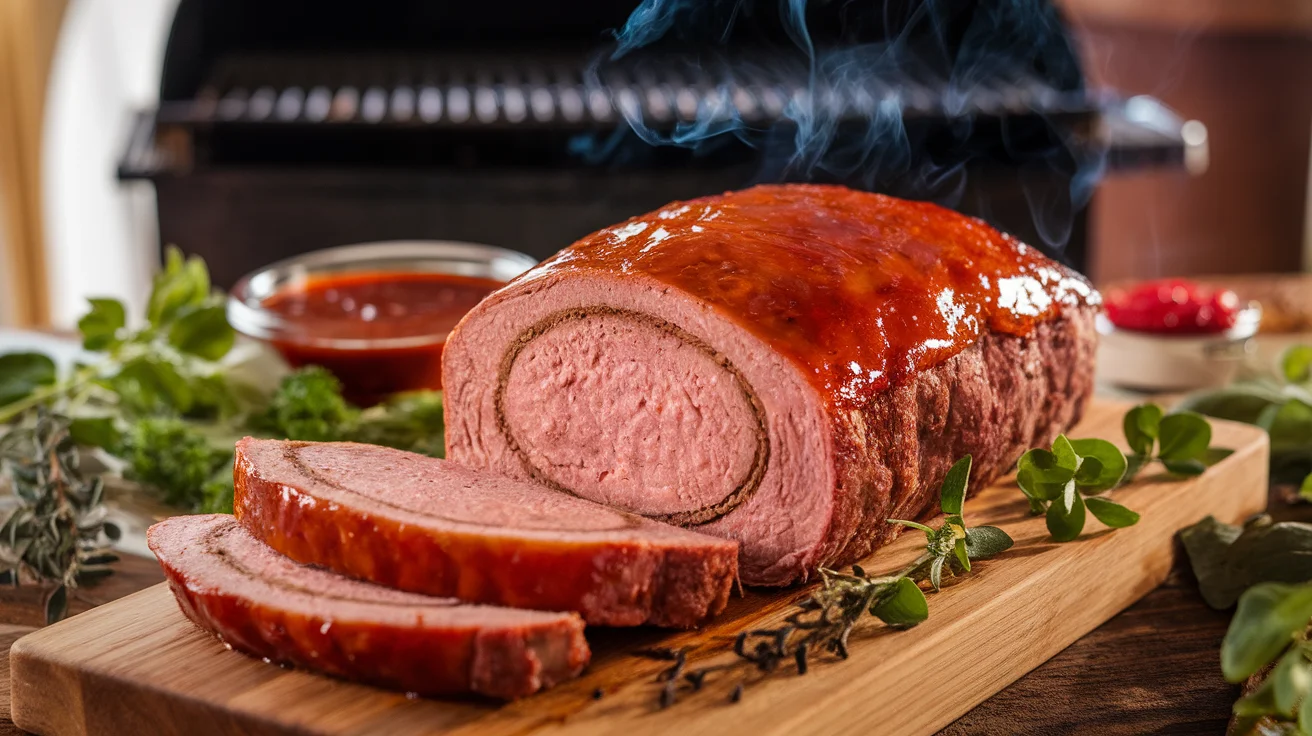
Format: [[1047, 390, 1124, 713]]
[[9, 404, 1271, 736]]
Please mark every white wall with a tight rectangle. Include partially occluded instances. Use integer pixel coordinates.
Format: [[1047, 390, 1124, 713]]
[[42, 0, 178, 328]]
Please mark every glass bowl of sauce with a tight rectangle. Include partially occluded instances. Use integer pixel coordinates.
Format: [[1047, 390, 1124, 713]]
[[228, 241, 536, 405]]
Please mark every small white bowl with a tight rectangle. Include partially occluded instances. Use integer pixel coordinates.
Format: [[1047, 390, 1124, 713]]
[[1094, 305, 1262, 392]]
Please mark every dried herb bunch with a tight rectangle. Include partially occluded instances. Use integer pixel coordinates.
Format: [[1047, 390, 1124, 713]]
[[651, 455, 1013, 707], [0, 410, 120, 623]]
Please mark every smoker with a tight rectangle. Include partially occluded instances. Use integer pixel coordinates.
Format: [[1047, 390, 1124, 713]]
[[117, 0, 1201, 286]]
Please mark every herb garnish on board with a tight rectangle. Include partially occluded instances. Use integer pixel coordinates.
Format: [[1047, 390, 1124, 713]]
[[650, 456, 1013, 707], [0, 410, 119, 623], [0, 248, 446, 514]]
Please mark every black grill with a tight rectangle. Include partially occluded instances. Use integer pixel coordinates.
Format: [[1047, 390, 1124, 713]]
[[120, 0, 1200, 285]]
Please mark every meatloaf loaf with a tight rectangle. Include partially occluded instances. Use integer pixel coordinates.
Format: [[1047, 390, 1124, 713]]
[[148, 514, 589, 699], [443, 183, 1099, 586], [233, 438, 738, 627]]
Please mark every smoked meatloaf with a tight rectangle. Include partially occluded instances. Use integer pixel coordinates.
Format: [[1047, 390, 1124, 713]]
[[148, 514, 589, 699], [443, 184, 1099, 586], [233, 438, 738, 627]]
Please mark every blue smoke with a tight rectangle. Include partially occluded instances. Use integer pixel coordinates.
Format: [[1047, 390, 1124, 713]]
[[575, 0, 1105, 251]]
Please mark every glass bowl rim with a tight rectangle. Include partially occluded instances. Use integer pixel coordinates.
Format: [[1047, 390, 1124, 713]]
[[226, 240, 537, 350]]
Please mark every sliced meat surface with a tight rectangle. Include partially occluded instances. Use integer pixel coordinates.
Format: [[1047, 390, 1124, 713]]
[[442, 183, 1099, 585], [232, 438, 738, 628], [148, 514, 589, 699]]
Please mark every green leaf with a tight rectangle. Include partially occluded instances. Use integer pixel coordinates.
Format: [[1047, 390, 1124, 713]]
[[964, 526, 1014, 560], [1018, 448, 1070, 488], [1302, 473, 1312, 502], [1180, 516, 1312, 610], [939, 455, 971, 516], [1301, 689, 1312, 734], [1176, 380, 1288, 426], [146, 246, 211, 327], [1223, 583, 1312, 682], [953, 538, 971, 572], [167, 304, 235, 361], [0, 352, 57, 406], [871, 577, 929, 628], [1016, 466, 1066, 502], [1158, 412, 1213, 462], [110, 357, 194, 415], [1085, 497, 1140, 528], [1281, 345, 1312, 385], [1124, 404, 1163, 456], [1051, 435, 1080, 472], [1046, 490, 1086, 542], [1162, 458, 1207, 477], [928, 556, 946, 592], [1264, 400, 1312, 459], [1068, 438, 1128, 493], [45, 585, 68, 624], [68, 414, 122, 451], [1272, 648, 1312, 717], [77, 298, 126, 351]]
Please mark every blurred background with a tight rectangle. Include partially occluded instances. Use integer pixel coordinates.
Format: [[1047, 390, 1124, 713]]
[[0, 0, 1308, 330]]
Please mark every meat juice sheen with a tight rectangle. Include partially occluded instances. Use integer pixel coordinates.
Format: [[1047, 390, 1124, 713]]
[[260, 271, 504, 405]]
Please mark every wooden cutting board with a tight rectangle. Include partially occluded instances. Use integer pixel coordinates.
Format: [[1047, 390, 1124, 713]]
[[9, 402, 1270, 736]]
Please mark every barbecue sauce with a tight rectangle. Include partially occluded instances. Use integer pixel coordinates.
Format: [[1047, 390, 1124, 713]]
[[527, 184, 1096, 408], [261, 271, 503, 405]]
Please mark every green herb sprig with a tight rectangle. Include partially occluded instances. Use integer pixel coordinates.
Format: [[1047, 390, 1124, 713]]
[[650, 456, 1013, 707], [0, 249, 448, 514], [1181, 515, 1312, 611], [1123, 403, 1231, 480], [0, 411, 119, 623], [1220, 582, 1312, 734], [1178, 345, 1312, 485], [1016, 434, 1137, 542]]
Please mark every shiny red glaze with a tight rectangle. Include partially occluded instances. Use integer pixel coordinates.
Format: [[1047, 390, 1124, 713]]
[[1104, 278, 1241, 335], [527, 184, 1096, 408], [262, 272, 504, 404]]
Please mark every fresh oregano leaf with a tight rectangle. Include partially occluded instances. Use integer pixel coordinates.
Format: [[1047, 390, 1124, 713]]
[[1281, 344, 1312, 385], [1073, 456, 1104, 487], [69, 415, 122, 451], [964, 526, 1014, 560], [77, 298, 127, 351], [1124, 453, 1150, 482], [146, 246, 211, 327], [1272, 648, 1312, 718], [1124, 404, 1163, 456], [1085, 497, 1140, 528], [168, 304, 235, 361], [1232, 675, 1280, 717], [928, 556, 946, 592], [1302, 473, 1312, 502], [1051, 435, 1080, 472], [1016, 465, 1065, 503], [953, 537, 971, 572], [939, 455, 971, 516], [1017, 448, 1075, 486], [871, 577, 928, 628], [1222, 582, 1312, 682], [1046, 490, 1086, 542], [0, 352, 57, 406], [1068, 438, 1128, 493], [1158, 412, 1212, 462]]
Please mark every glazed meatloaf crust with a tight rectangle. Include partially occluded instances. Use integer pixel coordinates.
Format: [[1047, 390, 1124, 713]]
[[148, 514, 589, 699], [443, 184, 1099, 586], [233, 438, 738, 627]]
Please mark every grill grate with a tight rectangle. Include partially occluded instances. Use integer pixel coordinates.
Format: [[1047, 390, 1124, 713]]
[[156, 52, 1101, 129]]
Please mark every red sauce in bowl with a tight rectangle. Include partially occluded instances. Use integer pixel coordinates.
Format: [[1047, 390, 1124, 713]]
[[261, 271, 504, 404], [1103, 279, 1240, 335]]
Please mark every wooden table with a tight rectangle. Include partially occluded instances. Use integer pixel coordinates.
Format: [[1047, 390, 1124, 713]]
[[0, 512, 1283, 735]]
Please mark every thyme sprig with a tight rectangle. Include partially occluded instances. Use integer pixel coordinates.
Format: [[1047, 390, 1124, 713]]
[[652, 455, 1013, 707], [0, 410, 119, 623]]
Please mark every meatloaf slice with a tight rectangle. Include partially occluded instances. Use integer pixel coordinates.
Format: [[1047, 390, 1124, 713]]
[[442, 183, 1099, 585], [148, 514, 589, 699], [232, 438, 738, 628]]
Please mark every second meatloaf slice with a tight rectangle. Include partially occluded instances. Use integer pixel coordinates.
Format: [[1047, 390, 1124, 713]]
[[233, 438, 738, 628]]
